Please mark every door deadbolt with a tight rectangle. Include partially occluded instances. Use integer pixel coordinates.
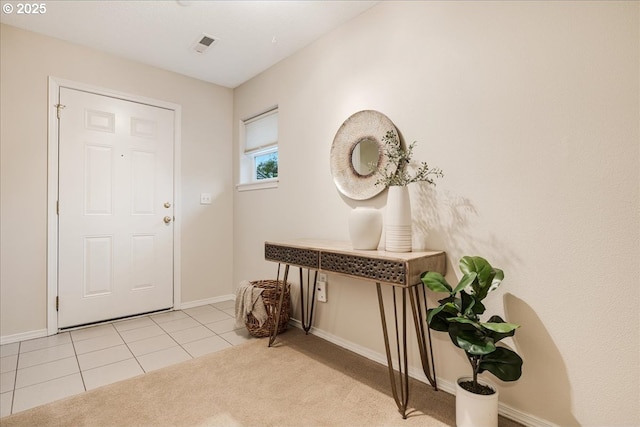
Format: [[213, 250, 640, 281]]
[[164, 202, 172, 208], [163, 216, 172, 224]]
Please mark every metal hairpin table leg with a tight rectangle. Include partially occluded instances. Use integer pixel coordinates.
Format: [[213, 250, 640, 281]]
[[268, 263, 290, 347], [299, 268, 317, 334], [376, 283, 410, 419], [410, 284, 438, 389]]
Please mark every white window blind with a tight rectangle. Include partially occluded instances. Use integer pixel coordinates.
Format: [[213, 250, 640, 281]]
[[244, 109, 278, 154]]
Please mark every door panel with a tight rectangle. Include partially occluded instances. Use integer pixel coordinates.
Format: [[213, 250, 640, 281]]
[[58, 87, 175, 328], [84, 144, 113, 214], [83, 236, 113, 296]]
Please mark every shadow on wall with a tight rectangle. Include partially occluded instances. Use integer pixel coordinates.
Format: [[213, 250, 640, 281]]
[[412, 184, 580, 425], [504, 294, 579, 427], [411, 184, 521, 273]]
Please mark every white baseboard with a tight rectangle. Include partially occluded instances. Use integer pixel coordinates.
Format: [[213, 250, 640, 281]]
[[178, 294, 234, 310], [1, 328, 48, 345], [288, 320, 556, 427], [498, 405, 558, 427]]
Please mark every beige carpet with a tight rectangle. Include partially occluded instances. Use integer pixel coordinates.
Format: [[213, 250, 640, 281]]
[[1, 328, 523, 427]]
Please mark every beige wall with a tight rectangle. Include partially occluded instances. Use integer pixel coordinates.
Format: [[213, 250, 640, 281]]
[[1, 1, 638, 425], [0, 24, 234, 337], [233, 2, 639, 426]]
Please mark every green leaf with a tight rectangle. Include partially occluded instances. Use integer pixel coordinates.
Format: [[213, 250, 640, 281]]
[[470, 299, 486, 316], [484, 315, 519, 343], [459, 256, 490, 276], [475, 259, 495, 286], [422, 272, 452, 293], [427, 302, 458, 331], [459, 256, 504, 301], [481, 322, 520, 333], [448, 317, 482, 330], [427, 312, 450, 332], [452, 272, 477, 294], [478, 347, 523, 381], [426, 304, 448, 325], [437, 295, 456, 306], [456, 331, 496, 355], [488, 268, 504, 294], [460, 291, 481, 319]]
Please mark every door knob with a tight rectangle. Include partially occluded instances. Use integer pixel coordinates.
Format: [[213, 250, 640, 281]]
[[163, 216, 172, 224]]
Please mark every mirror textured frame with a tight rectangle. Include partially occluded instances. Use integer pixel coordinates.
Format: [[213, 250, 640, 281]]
[[330, 110, 397, 200]]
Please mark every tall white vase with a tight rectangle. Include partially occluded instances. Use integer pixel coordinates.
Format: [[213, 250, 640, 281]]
[[348, 207, 382, 250], [385, 186, 412, 252], [455, 377, 499, 427]]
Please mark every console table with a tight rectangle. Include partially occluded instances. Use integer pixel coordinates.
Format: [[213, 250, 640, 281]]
[[264, 239, 446, 419]]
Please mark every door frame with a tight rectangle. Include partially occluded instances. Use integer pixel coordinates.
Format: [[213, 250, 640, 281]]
[[47, 77, 182, 335]]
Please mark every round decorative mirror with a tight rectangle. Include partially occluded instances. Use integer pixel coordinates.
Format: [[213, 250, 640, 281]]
[[351, 137, 379, 176], [330, 110, 397, 200]]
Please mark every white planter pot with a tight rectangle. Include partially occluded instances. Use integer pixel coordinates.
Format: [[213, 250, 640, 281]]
[[348, 207, 382, 250], [385, 186, 412, 252], [456, 377, 499, 427]]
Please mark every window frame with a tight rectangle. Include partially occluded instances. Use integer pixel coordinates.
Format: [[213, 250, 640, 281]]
[[237, 107, 279, 192], [252, 146, 279, 181]]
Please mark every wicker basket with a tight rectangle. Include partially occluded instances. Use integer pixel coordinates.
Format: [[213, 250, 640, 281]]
[[245, 280, 291, 338]]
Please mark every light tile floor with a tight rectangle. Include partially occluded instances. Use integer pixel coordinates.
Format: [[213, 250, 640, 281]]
[[0, 300, 252, 417]]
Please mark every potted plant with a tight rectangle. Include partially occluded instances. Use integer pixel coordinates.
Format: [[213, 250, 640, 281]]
[[373, 130, 443, 252], [421, 256, 523, 427]]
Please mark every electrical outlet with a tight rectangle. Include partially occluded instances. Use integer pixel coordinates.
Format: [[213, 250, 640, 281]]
[[316, 281, 327, 303], [200, 193, 212, 204]]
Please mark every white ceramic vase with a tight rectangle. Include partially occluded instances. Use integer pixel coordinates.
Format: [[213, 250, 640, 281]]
[[385, 185, 412, 252], [455, 377, 499, 427], [348, 207, 382, 250]]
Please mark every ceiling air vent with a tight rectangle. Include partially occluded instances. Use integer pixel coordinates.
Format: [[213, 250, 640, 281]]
[[192, 34, 218, 54]]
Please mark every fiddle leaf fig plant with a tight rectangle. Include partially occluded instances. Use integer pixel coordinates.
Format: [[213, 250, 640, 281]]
[[422, 256, 523, 394]]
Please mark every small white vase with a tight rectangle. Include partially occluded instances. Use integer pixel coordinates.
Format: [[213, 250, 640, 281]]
[[385, 186, 412, 252], [455, 377, 499, 427], [348, 207, 382, 250]]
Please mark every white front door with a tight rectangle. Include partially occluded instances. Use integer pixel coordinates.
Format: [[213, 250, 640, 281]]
[[57, 87, 175, 328]]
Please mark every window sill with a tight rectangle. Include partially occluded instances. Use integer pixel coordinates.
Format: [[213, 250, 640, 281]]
[[236, 179, 279, 192]]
